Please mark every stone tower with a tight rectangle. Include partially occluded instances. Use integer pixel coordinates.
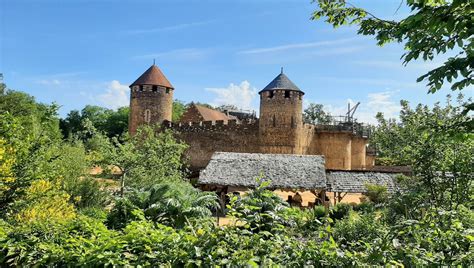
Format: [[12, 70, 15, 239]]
[[258, 69, 304, 154], [129, 64, 174, 135]]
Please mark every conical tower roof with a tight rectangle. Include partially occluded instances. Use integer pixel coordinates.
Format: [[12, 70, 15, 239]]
[[130, 64, 174, 89], [259, 68, 303, 94]]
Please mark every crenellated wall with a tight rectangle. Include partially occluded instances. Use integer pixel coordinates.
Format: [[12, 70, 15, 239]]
[[164, 119, 260, 170], [163, 119, 368, 171]]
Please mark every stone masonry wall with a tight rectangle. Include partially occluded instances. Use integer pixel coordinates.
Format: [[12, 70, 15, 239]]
[[164, 119, 260, 170], [129, 85, 173, 135]]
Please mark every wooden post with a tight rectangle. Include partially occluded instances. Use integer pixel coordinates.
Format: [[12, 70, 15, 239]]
[[333, 192, 337, 205], [321, 190, 329, 212]]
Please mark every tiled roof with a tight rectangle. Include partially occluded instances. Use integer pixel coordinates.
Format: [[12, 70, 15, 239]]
[[199, 152, 327, 190], [327, 171, 400, 193], [194, 105, 232, 121], [130, 65, 174, 88], [260, 70, 302, 93]]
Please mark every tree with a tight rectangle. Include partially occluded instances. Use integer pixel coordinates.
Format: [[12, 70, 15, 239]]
[[303, 103, 332, 125], [371, 95, 473, 208], [98, 125, 188, 194], [312, 0, 473, 93], [172, 100, 186, 122], [60, 106, 129, 138]]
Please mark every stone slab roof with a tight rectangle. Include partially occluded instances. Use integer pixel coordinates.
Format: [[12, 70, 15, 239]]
[[259, 71, 303, 93], [130, 64, 174, 88], [199, 152, 327, 189], [327, 171, 400, 193]]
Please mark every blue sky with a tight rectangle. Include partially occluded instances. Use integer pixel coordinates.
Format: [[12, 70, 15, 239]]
[[1, 0, 462, 123]]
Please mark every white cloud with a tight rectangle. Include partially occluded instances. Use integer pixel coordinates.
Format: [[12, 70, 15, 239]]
[[37, 79, 61, 86], [239, 37, 358, 54], [133, 48, 209, 61], [125, 20, 214, 35], [205, 81, 258, 110], [352, 59, 442, 72], [98, 80, 130, 110], [308, 90, 401, 125]]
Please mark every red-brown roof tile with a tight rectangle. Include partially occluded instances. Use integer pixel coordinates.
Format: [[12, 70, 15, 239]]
[[130, 65, 174, 88]]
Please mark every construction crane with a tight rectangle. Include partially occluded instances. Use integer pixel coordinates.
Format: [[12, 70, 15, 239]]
[[346, 102, 360, 123]]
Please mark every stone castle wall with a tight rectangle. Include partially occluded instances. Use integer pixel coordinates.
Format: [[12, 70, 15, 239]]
[[258, 90, 303, 154], [164, 119, 368, 171], [129, 85, 173, 135], [164, 119, 260, 170]]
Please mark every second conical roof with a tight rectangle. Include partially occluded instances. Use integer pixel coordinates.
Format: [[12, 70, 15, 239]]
[[260, 70, 302, 94]]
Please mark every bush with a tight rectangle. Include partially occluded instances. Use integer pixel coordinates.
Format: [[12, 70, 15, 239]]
[[227, 179, 290, 233], [364, 184, 389, 204], [353, 202, 375, 213], [329, 203, 352, 221], [66, 177, 110, 209], [332, 212, 386, 249], [106, 198, 143, 229]]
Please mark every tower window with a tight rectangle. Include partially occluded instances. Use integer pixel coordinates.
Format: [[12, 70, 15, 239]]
[[291, 116, 295, 128], [144, 109, 151, 123], [139, 85, 144, 91], [166, 88, 170, 94], [272, 114, 276, 127], [152, 85, 158, 92], [268, 90, 274, 98], [285, 90, 290, 98]]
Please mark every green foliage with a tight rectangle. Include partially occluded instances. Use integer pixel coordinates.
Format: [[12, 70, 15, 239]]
[[330, 202, 352, 221], [130, 181, 218, 228], [312, 0, 474, 93], [352, 201, 375, 214], [370, 95, 473, 209], [332, 212, 387, 251], [364, 183, 389, 204], [60, 105, 129, 139], [97, 125, 188, 191], [106, 198, 143, 229], [303, 103, 332, 124], [227, 179, 292, 233], [172, 100, 186, 122]]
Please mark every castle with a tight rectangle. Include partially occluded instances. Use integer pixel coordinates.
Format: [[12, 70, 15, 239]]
[[129, 64, 374, 172]]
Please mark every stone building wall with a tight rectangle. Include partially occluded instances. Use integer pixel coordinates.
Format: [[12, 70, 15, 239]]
[[350, 136, 367, 170], [258, 90, 303, 154], [166, 118, 367, 171], [179, 104, 204, 123], [165, 120, 260, 170], [129, 85, 173, 135]]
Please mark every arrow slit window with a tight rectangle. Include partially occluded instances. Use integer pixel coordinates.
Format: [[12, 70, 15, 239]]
[[144, 109, 151, 123]]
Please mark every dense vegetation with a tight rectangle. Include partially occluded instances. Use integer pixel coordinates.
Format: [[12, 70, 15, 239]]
[[1, 75, 472, 266], [0, 1, 472, 265]]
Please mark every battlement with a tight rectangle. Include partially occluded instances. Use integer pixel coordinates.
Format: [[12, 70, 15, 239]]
[[301, 122, 370, 138], [163, 119, 259, 133]]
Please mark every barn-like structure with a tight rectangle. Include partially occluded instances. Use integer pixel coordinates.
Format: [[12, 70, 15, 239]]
[[199, 152, 401, 206]]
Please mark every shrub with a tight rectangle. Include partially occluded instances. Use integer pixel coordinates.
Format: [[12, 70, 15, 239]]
[[312, 205, 327, 219], [332, 212, 386, 250], [227, 179, 290, 233], [364, 184, 389, 204], [66, 177, 110, 209], [353, 202, 375, 213], [106, 198, 143, 229], [329, 203, 352, 221]]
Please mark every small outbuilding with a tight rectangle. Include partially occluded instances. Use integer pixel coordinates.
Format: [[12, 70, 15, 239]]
[[199, 152, 402, 207], [199, 152, 327, 190]]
